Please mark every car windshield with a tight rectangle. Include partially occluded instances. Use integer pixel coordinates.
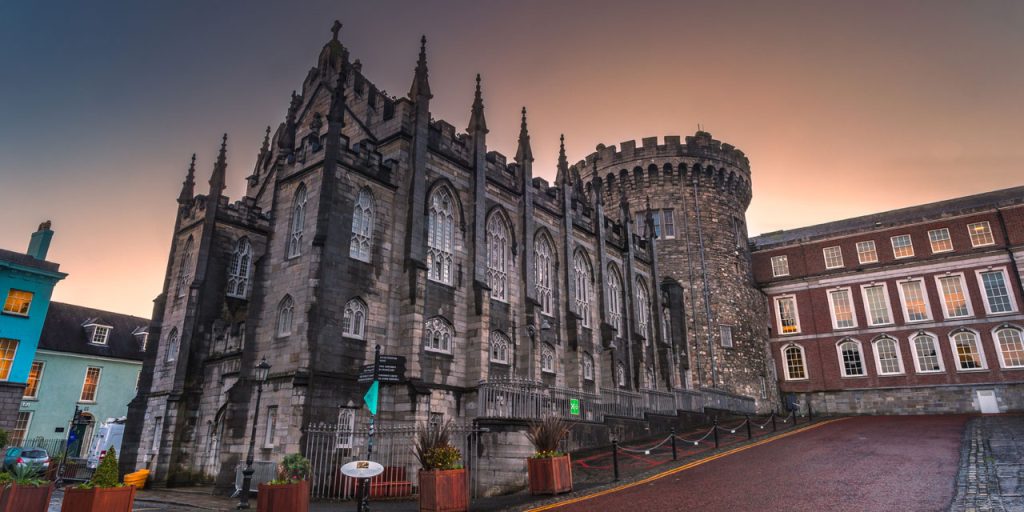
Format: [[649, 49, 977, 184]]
[[21, 450, 46, 458]]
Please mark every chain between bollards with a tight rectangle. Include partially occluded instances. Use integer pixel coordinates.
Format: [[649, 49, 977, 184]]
[[713, 419, 720, 449], [670, 428, 678, 461], [612, 439, 620, 481]]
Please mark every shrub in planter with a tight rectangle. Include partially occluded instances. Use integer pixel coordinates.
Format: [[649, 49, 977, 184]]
[[60, 448, 135, 512], [415, 421, 467, 512], [0, 464, 54, 512], [258, 454, 311, 512], [525, 417, 573, 495]]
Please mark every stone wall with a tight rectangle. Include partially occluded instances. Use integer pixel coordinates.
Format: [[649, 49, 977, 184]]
[[0, 381, 25, 432], [803, 382, 1024, 415]]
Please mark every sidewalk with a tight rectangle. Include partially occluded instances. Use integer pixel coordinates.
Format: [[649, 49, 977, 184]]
[[951, 414, 1024, 512]]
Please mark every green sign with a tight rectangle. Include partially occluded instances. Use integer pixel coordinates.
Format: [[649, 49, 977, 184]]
[[363, 381, 379, 416], [569, 398, 580, 416]]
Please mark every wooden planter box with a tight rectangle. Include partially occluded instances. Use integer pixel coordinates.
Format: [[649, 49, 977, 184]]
[[60, 485, 135, 512], [527, 455, 572, 495], [0, 483, 54, 512], [419, 468, 468, 512], [257, 479, 310, 512]]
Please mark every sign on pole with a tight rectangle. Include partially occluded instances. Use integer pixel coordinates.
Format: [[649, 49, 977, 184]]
[[363, 380, 379, 416], [570, 398, 580, 416]]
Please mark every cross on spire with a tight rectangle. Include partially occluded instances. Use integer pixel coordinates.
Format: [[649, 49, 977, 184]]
[[331, 20, 342, 41]]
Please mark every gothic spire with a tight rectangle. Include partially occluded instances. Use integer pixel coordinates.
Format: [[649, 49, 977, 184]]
[[178, 154, 196, 205], [515, 106, 533, 163], [555, 134, 569, 185], [278, 91, 300, 153], [209, 134, 227, 197], [408, 35, 432, 100], [467, 74, 488, 134]]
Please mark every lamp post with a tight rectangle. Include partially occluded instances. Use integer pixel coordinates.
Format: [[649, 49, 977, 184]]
[[237, 356, 271, 510]]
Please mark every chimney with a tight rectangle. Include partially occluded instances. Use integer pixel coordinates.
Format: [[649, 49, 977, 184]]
[[27, 221, 54, 260]]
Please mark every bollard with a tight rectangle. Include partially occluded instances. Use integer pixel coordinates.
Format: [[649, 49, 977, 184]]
[[612, 440, 620, 481], [671, 428, 678, 461], [771, 409, 777, 432], [713, 419, 720, 449], [745, 415, 752, 440], [808, 401, 814, 423]]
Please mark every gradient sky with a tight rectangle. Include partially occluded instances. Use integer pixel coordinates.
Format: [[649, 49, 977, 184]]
[[1, 1, 1022, 318]]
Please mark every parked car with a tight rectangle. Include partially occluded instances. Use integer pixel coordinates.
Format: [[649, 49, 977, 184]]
[[3, 447, 50, 472]]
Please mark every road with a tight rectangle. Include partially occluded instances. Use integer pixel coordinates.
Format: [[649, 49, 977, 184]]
[[543, 415, 969, 512]]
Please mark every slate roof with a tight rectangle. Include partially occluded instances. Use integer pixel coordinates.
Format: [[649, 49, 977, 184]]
[[750, 186, 1024, 250], [38, 302, 149, 361], [0, 248, 61, 273]]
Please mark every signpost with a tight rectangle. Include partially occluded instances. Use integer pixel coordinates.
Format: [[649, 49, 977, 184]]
[[356, 346, 407, 512]]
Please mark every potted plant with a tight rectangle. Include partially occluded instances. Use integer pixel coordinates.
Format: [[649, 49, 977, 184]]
[[526, 416, 573, 495], [61, 447, 135, 512], [0, 464, 54, 512], [415, 421, 467, 512], [258, 453, 311, 512]]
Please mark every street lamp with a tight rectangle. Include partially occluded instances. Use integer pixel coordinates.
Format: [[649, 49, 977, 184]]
[[237, 356, 271, 509]]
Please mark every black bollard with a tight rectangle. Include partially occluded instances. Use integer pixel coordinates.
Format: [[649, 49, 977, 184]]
[[671, 428, 678, 461], [612, 440, 620, 481], [713, 419, 720, 449], [808, 401, 814, 423], [746, 415, 752, 440], [771, 409, 777, 432]]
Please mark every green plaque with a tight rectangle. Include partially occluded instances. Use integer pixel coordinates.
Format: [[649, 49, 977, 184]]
[[569, 398, 580, 416]]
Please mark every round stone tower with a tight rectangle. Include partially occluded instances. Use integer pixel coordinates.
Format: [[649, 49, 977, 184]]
[[581, 131, 776, 409]]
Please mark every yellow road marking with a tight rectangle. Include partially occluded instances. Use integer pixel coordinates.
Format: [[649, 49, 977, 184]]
[[527, 417, 850, 511]]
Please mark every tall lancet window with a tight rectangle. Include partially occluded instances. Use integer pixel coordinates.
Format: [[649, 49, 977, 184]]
[[350, 188, 374, 262], [636, 277, 651, 343], [227, 237, 252, 298], [535, 234, 554, 315], [288, 184, 307, 259], [607, 264, 623, 331], [574, 250, 593, 328], [487, 213, 510, 301], [343, 298, 367, 339], [177, 236, 194, 298], [427, 187, 455, 285], [277, 295, 295, 338]]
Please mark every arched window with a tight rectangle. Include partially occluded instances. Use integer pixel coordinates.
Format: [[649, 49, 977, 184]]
[[910, 333, 944, 373], [635, 277, 651, 343], [165, 328, 179, 363], [837, 339, 866, 377], [350, 188, 374, 262], [177, 236, 194, 298], [343, 298, 367, 339], [277, 295, 295, 337], [489, 331, 510, 364], [782, 344, 807, 380], [951, 330, 985, 370], [573, 251, 593, 327], [486, 213, 510, 301], [535, 234, 554, 315], [541, 344, 555, 373], [873, 336, 904, 375], [288, 185, 307, 258], [606, 264, 623, 331], [995, 327, 1024, 369], [227, 237, 252, 298], [424, 317, 453, 354], [583, 352, 594, 381], [616, 361, 626, 387], [427, 187, 455, 284]]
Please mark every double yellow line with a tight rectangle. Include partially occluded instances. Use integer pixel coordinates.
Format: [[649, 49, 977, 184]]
[[527, 417, 848, 511]]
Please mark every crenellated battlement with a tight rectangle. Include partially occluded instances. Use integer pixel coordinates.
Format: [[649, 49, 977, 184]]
[[580, 132, 749, 173]]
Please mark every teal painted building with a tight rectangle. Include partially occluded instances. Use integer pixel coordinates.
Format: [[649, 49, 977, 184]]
[[17, 302, 147, 456], [0, 222, 65, 436]]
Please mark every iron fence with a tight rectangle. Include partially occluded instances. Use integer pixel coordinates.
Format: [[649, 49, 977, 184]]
[[642, 389, 677, 415], [598, 388, 645, 419], [700, 388, 757, 414]]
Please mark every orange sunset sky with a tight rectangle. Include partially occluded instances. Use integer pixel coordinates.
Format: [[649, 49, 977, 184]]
[[1, 0, 1022, 318]]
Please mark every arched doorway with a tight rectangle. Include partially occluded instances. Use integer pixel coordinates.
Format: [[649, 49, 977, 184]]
[[68, 412, 95, 458]]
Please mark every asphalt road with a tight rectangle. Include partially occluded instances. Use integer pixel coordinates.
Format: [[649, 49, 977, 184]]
[[547, 415, 969, 512]]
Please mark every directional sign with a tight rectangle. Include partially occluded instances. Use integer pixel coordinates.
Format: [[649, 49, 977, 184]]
[[363, 381, 379, 415], [357, 357, 407, 384], [341, 460, 385, 479], [569, 398, 580, 416]]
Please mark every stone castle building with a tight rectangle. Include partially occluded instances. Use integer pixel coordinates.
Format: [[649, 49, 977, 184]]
[[121, 23, 775, 485]]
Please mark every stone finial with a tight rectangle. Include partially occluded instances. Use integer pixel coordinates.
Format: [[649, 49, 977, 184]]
[[178, 153, 196, 205], [556, 134, 569, 185], [467, 73, 487, 134], [516, 106, 533, 163], [209, 134, 228, 197], [408, 36, 432, 100], [278, 91, 300, 152], [331, 20, 342, 42]]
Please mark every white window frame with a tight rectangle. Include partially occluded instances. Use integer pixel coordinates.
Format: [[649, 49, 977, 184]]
[[2, 289, 33, 316], [993, 326, 1024, 369], [897, 278, 933, 323], [541, 344, 555, 374], [583, 352, 594, 381], [424, 317, 454, 354], [890, 234, 914, 259], [781, 344, 808, 381], [350, 188, 374, 262], [928, 228, 954, 254], [826, 287, 858, 330], [720, 325, 734, 348], [975, 267, 1018, 315], [968, 221, 995, 247], [335, 408, 356, 449], [949, 329, 988, 371], [822, 246, 844, 269], [89, 325, 112, 345], [79, 366, 102, 403], [24, 361, 44, 399], [856, 240, 878, 264], [935, 273, 974, 319], [489, 331, 510, 365], [535, 235, 554, 315], [774, 295, 801, 335], [771, 255, 790, 277], [872, 336, 905, 376], [0, 338, 17, 381], [264, 406, 277, 448], [662, 209, 676, 239], [836, 339, 867, 377], [860, 283, 895, 326], [342, 298, 367, 340], [11, 411, 32, 447], [227, 237, 253, 298], [909, 332, 945, 374]]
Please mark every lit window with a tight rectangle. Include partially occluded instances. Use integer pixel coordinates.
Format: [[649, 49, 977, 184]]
[[264, 406, 277, 448], [535, 235, 554, 315], [427, 187, 455, 284], [80, 367, 101, 402], [911, 334, 943, 373], [978, 269, 1016, 314], [873, 337, 903, 375], [288, 185, 307, 258], [424, 317, 453, 354], [277, 296, 295, 337], [720, 325, 733, 348], [350, 188, 374, 262], [90, 326, 111, 345], [771, 255, 789, 277], [0, 338, 18, 380], [606, 265, 623, 331], [823, 246, 844, 269], [165, 329, 179, 363], [616, 361, 626, 387], [227, 237, 253, 298], [342, 299, 367, 339], [583, 353, 594, 381], [968, 221, 995, 247], [828, 288, 857, 329], [177, 236, 194, 298], [635, 277, 651, 342], [838, 340, 865, 377], [11, 412, 31, 447], [862, 284, 893, 326], [2, 290, 33, 316], [995, 328, 1024, 369], [937, 275, 972, 318], [898, 279, 931, 322], [574, 251, 593, 328], [951, 331, 985, 370], [856, 241, 878, 264], [891, 235, 914, 259], [489, 331, 510, 364], [775, 296, 800, 334], [486, 213, 510, 301], [783, 344, 807, 380], [24, 361, 43, 399], [928, 228, 953, 253], [541, 344, 555, 373]]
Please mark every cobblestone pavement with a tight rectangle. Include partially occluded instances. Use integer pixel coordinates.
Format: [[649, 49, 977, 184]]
[[951, 415, 1024, 512]]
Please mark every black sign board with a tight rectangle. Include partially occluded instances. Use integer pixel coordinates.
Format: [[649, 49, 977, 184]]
[[357, 355, 407, 384]]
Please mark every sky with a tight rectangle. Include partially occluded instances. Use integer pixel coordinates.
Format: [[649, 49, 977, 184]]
[[1, 0, 1022, 318]]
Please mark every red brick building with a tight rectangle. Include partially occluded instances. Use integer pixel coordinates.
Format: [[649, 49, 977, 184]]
[[751, 187, 1024, 414]]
